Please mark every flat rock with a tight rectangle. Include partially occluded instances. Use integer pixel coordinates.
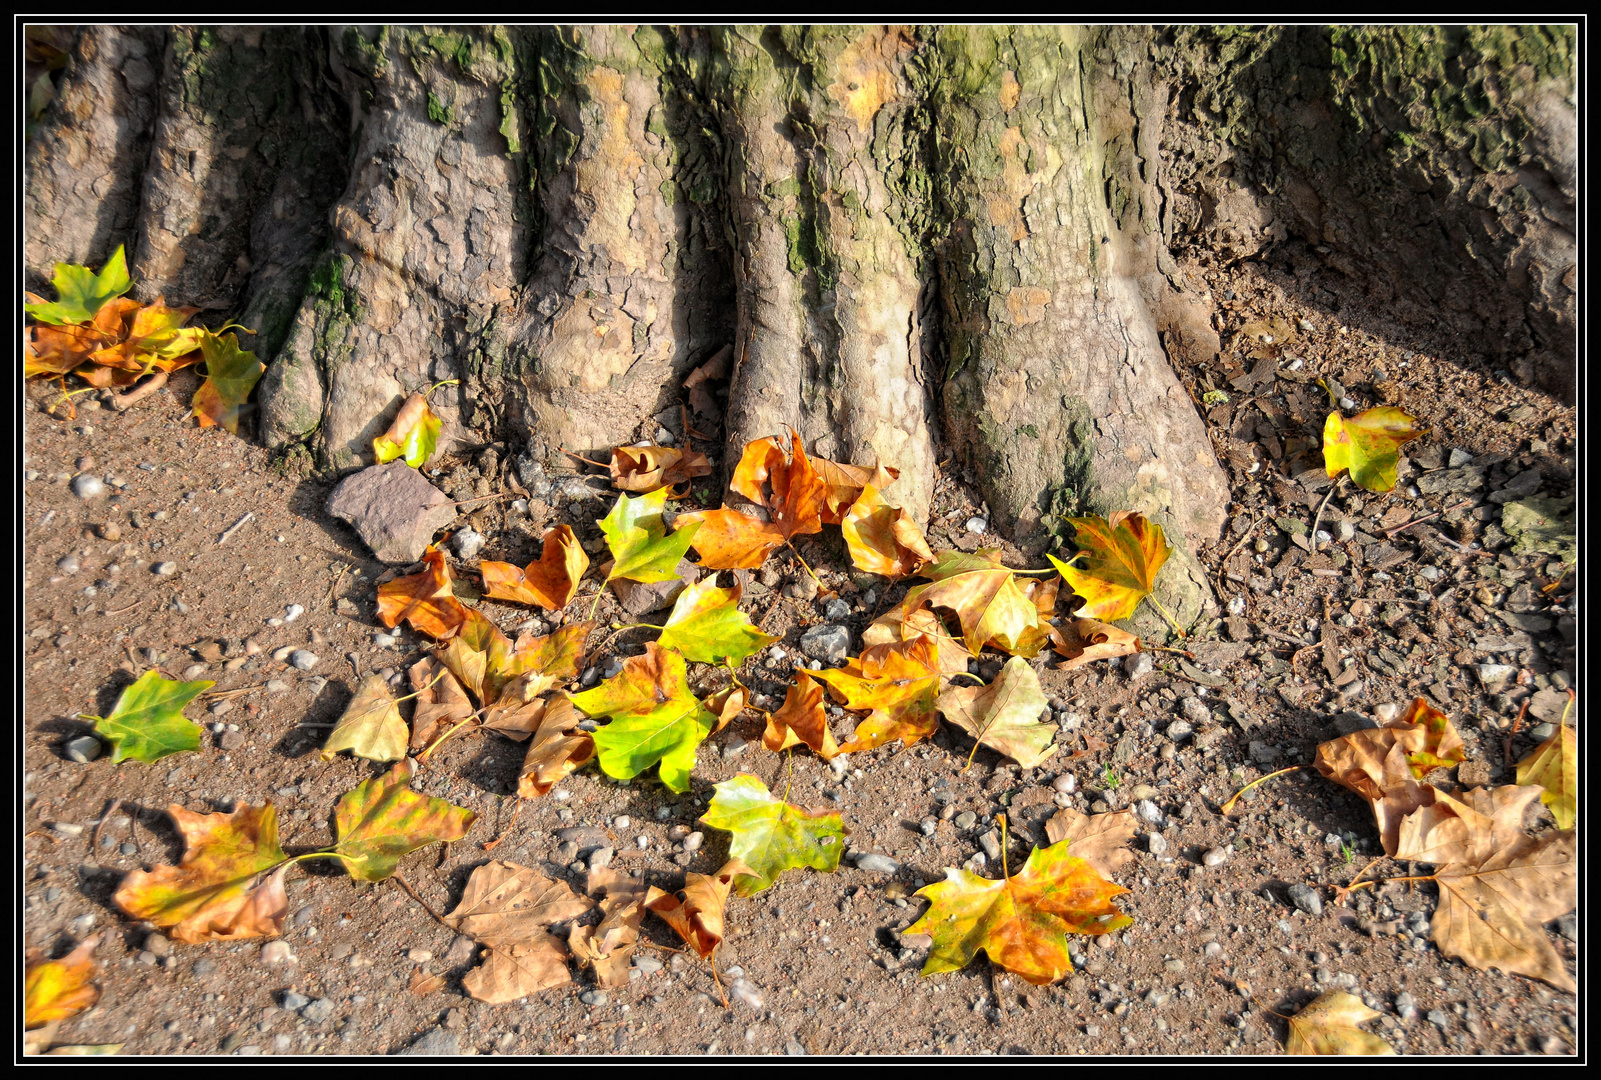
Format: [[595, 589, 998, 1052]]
[[800, 625, 851, 664], [610, 558, 698, 615], [399, 1026, 460, 1056], [326, 461, 456, 564]]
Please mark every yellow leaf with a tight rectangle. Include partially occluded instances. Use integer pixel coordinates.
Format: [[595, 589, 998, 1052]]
[[1284, 990, 1395, 1055], [24, 937, 101, 1029], [1516, 721, 1576, 830], [1049, 511, 1171, 624], [320, 674, 408, 762], [842, 483, 933, 579], [1322, 407, 1425, 492]]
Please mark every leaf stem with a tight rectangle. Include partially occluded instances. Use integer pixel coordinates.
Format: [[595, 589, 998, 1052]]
[[998, 813, 1010, 879], [389, 668, 446, 706], [415, 715, 477, 763], [786, 541, 822, 590], [1218, 765, 1306, 814], [588, 580, 609, 623], [422, 378, 460, 399], [1142, 592, 1187, 640]]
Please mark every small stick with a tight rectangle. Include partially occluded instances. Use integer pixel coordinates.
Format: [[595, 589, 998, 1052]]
[[90, 798, 122, 857], [102, 601, 143, 617], [560, 447, 612, 470], [1219, 765, 1307, 815], [1308, 476, 1344, 548], [202, 683, 266, 701], [109, 370, 169, 411], [392, 873, 450, 927], [1220, 516, 1265, 563], [216, 511, 254, 545], [1384, 500, 1472, 540], [452, 492, 517, 508], [480, 798, 525, 852], [1505, 698, 1530, 771]]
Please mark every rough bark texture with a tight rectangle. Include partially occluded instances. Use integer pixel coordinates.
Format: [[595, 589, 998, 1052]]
[[24, 24, 1576, 629]]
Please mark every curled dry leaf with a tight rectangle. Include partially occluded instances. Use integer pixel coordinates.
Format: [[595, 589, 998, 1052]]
[[812, 457, 899, 525], [1516, 722, 1576, 830], [114, 804, 289, 944], [842, 483, 933, 579], [703, 683, 748, 734], [191, 332, 265, 434], [861, 603, 972, 676], [762, 672, 841, 760], [644, 858, 753, 960], [812, 635, 947, 755], [408, 968, 447, 997], [438, 607, 588, 708], [1322, 406, 1425, 493], [1048, 511, 1171, 624], [372, 392, 442, 468], [1284, 990, 1396, 1055], [1050, 618, 1140, 671], [320, 674, 408, 762], [517, 695, 595, 799], [1042, 808, 1137, 882], [24, 936, 101, 1029], [609, 444, 713, 495], [570, 868, 651, 988], [894, 549, 1043, 656], [701, 774, 847, 896], [87, 668, 213, 763], [905, 839, 1132, 985], [332, 760, 476, 882], [654, 576, 776, 666], [377, 546, 469, 640], [480, 524, 589, 611], [935, 655, 1056, 768], [683, 345, 731, 417], [569, 642, 715, 793]]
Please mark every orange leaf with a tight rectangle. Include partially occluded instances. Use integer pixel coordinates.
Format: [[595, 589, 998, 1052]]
[[439, 608, 588, 707], [480, 524, 589, 611], [726, 430, 826, 539], [1049, 511, 1171, 623], [644, 858, 752, 960], [894, 549, 1044, 656], [24, 322, 105, 378], [842, 483, 933, 579], [1049, 618, 1141, 671], [609, 444, 713, 494], [517, 696, 596, 799], [811, 635, 946, 755], [813, 457, 900, 525], [676, 507, 788, 569], [377, 546, 469, 640], [24, 937, 101, 1029], [861, 604, 972, 676], [762, 672, 841, 760]]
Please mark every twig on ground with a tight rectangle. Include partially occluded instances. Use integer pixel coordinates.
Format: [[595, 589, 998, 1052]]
[[1384, 499, 1472, 539], [108, 370, 169, 411], [216, 512, 254, 545], [90, 798, 122, 858]]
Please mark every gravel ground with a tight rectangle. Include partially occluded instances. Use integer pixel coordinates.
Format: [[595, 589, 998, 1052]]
[[22, 247, 1576, 1056]]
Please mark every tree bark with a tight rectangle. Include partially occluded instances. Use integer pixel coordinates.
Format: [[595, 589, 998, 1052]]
[[25, 24, 1576, 629]]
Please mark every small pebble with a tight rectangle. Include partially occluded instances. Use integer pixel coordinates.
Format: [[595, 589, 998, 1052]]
[[954, 810, 978, 829], [289, 650, 318, 671], [182, 663, 209, 680], [374, 632, 399, 648], [63, 735, 103, 763], [579, 990, 608, 1006], [964, 517, 988, 534], [71, 474, 104, 499], [283, 604, 305, 622], [302, 998, 336, 1024], [682, 832, 704, 853], [1148, 833, 1169, 856], [614, 816, 632, 829], [822, 597, 851, 621], [854, 853, 899, 874], [153, 561, 177, 576], [282, 991, 311, 1011], [1123, 652, 1154, 679], [589, 847, 615, 870], [454, 530, 486, 560], [56, 554, 81, 575], [1201, 847, 1229, 867], [407, 948, 433, 963], [265, 679, 289, 695], [210, 700, 235, 716], [220, 730, 246, 751], [259, 941, 293, 965], [1286, 883, 1324, 917]]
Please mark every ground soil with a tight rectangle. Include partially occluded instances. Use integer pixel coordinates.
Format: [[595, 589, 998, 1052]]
[[22, 248, 1577, 1057]]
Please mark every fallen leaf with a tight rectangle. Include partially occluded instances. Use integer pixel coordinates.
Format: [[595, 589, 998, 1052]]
[[463, 935, 573, 1003], [600, 487, 701, 585], [610, 444, 713, 495], [1042, 808, 1137, 881], [320, 674, 408, 762], [762, 672, 841, 760], [88, 298, 204, 372], [935, 655, 1056, 768], [24, 936, 101, 1029], [684, 346, 731, 418], [24, 322, 104, 378], [570, 868, 651, 987], [1050, 618, 1141, 670], [332, 760, 476, 882], [1394, 697, 1465, 775], [813, 457, 900, 525], [1284, 990, 1396, 1055], [443, 859, 595, 944], [904, 839, 1132, 985], [1049, 511, 1171, 624], [644, 858, 753, 960], [480, 674, 548, 740], [685, 430, 827, 567], [1322, 407, 1425, 493], [842, 483, 933, 579], [439, 608, 587, 707], [25, 245, 132, 325], [191, 331, 265, 434], [1516, 722, 1576, 830], [673, 507, 788, 568], [895, 549, 1043, 656], [654, 576, 776, 665], [407, 657, 475, 751], [861, 604, 972, 676], [811, 635, 947, 755], [700, 774, 847, 895], [86, 669, 212, 763], [704, 683, 748, 733], [517, 695, 595, 798], [408, 968, 446, 996], [480, 524, 589, 610], [372, 392, 442, 468], [44, 1044, 126, 1056], [113, 805, 289, 943], [569, 642, 715, 793], [377, 546, 469, 640]]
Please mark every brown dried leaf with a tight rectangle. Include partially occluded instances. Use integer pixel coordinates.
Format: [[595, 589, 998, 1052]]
[[517, 696, 595, 799], [644, 858, 752, 960], [377, 546, 469, 640], [570, 868, 651, 988], [762, 672, 841, 761], [407, 657, 474, 751], [443, 860, 595, 947], [1314, 699, 1465, 855], [408, 967, 447, 996], [1043, 807, 1137, 881], [1049, 618, 1141, 671], [462, 934, 572, 1003], [609, 445, 713, 495]]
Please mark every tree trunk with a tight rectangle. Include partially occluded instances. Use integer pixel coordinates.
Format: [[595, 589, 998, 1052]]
[[25, 24, 1576, 629]]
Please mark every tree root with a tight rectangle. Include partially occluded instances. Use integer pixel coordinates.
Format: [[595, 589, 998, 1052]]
[[108, 370, 167, 411]]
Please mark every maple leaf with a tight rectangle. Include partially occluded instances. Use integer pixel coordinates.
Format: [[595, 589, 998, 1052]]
[[86, 298, 204, 373], [24, 937, 101, 1029], [25, 245, 132, 325], [438, 607, 588, 708], [114, 804, 290, 943], [568, 642, 714, 793], [599, 487, 701, 586], [480, 524, 589, 610], [372, 392, 442, 468], [1394, 784, 1576, 990], [1517, 722, 1576, 830], [570, 868, 651, 987], [444, 860, 594, 1003], [1284, 990, 1396, 1055], [842, 483, 933, 579], [332, 760, 476, 882], [1393, 697, 1466, 775], [701, 774, 847, 896], [82, 669, 212, 763], [811, 635, 947, 755], [1322, 407, 1425, 493], [1049, 511, 1172, 625], [936, 656, 1056, 768], [654, 576, 776, 666], [1042, 808, 1137, 881], [861, 603, 972, 676], [377, 545, 470, 640], [320, 674, 408, 762], [1049, 617, 1140, 671], [192, 331, 265, 434], [25, 322, 104, 378], [644, 858, 752, 960], [904, 839, 1132, 985], [517, 695, 596, 798], [672, 507, 789, 569], [704, 683, 748, 733], [812, 457, 900, 525], [762, 672, 841, 760], [407, 657, 475, 751], [610, 444, 713, 495], [683, 430, 827, 568], [894, 549, 1043, 656]]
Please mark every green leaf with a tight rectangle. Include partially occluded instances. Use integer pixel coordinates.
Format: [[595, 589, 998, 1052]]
[[320, 675, 409, 763], [599, 488, 701, 585], [1321, 407, 1425, 493], [569, 642, 713, 793], [372, 392, 443, 468], [87, 670, 212, 763], [192, 332, 265, 434], [333, 760, 477, 881], [700, 774, 846, 896], [25, 246, 132, 325], [655, 577, 776, 666]]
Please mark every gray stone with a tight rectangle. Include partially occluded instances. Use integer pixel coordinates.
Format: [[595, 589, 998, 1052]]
[[579, 990, 608, 1006], [289, 650, 318, 671], [63, 735, 103, 763], [1394, 991, 1418, 1021], [453, 529, 486, 561], [964, 517, 988, 535], [610, 558, 698, 615], [555, 826, 610, 850], [1286, 883, 1324, 917], [444, 935, 477, 968], [1123, 652, 1154, 680], [854, 853, 899, 874], [325, 461, 456, 564], [1489, 468, 1544, 504], [71, 474, 104, 499], [220, 729, 246, 751], [1476, 663, 1516, 691], [400, 1026, 461, 1056], [1448, 448, 1474, 468], [153, 561, 177, 576], [1201, 847, 1229, 867], [281, 991, 311, 1011], [1164, 720, 1193, 743], [1528, 687, 1571, 724], [1248, 740, 1281, 764], [822, 597, 851, 621], [955, 810, 978, 829], [588, 847, 615, 870], [978, 830, 1001, 860], [302, 998, 336, 1023], [632, 955, 664, 975], [682, 831, 703, 853], [1135, 800, 1165, 827], [1180, 696, 1210, 725], [1147, 833, 1168, 856], [800, 625, 851, 664]]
